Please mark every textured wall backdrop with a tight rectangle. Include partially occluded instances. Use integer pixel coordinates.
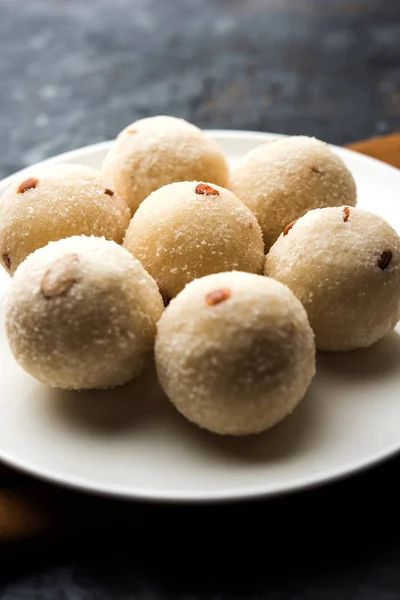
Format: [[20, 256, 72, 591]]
[[0, 0, 399, 179]]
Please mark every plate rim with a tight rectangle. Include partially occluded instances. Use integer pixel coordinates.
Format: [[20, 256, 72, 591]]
[[0, 430, 399, 504], [1, 129, 399, 191], [0, 129, 399, 503]]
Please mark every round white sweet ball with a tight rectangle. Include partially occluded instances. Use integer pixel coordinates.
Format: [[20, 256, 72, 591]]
[[102, 115, 230, 214], [265, 206, 400, 351], [0, 163, 130, 275], [123, 181, 265, 302], [4, 236, 164, 390], [155, 271, 316, 435], [230, 136, 357, 250]]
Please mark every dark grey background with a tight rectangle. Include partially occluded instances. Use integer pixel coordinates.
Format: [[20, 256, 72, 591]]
[[1, 0, 400, 598], [0, 0, 399, 180]]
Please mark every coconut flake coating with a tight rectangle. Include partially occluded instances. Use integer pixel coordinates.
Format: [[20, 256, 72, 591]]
[[102, 115, 230, 214], [155, 271, 316, 435], [265, 206, 400, 351], [230, 136, 357, 251], [0, 163, 130, 276], [123, 181, 265, 301], [4, 236, 164, 390]]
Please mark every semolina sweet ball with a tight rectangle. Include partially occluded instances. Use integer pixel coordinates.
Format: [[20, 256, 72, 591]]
[[4, 236, 164, 390], [101, 115, 230, 214], [0, 163, 130, 276], [123, 181, 265, 302], [155, 271, 316, 435], [265, 206, 400, 351], [230, 135, 357, 250]]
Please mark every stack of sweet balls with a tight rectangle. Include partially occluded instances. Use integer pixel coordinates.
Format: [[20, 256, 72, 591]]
[[1, 115, 399, 436]]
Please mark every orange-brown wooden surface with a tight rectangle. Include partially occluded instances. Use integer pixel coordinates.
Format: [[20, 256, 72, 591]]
[[348, 133, 400, 168]]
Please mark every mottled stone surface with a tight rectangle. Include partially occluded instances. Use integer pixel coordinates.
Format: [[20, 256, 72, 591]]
[[1, 0, 400, 597], [0, 0, 399, 180]]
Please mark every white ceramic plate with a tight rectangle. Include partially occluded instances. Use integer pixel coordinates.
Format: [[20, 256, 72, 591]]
[[0, 130, 399, 503]]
